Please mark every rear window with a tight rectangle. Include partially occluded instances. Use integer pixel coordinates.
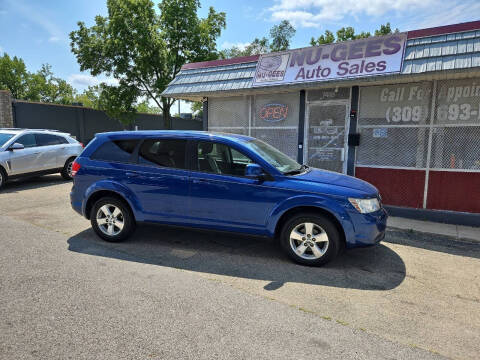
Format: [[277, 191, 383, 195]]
[[138, 139, 187, 169], [91, 140, 139, 163]]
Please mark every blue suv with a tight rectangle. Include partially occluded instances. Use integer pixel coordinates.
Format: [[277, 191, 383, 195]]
[[70, 131, 387, 266]]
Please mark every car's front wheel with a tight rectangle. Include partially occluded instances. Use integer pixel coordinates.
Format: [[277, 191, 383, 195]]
[[91, 197, 136, 242], [280, 213, 341, 266]]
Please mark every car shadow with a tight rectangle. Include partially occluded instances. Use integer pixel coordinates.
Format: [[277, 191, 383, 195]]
[[67, 224, 407, 291], [1, 175, 70, 193]]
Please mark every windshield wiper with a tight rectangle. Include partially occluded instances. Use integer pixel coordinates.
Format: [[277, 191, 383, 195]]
[[284, 164, 309, 176]]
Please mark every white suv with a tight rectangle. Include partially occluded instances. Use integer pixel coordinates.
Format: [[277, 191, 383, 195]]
[[0, 128, 84, 189]]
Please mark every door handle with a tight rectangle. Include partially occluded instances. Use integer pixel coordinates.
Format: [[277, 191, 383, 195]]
[[192, 178, 208, 184], [126, 172, 140, 178]]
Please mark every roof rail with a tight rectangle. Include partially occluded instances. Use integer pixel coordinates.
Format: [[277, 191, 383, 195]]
[[30, 129, 63, 132]]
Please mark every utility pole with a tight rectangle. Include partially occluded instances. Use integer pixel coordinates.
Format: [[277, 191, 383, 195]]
[[178, 99, 181, 117]]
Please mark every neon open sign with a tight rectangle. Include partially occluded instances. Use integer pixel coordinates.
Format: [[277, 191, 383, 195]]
[[259, 103, 289, 122]]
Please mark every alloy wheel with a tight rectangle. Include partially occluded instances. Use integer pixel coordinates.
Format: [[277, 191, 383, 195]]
[[96, 204, 125, 236], [67, 161, 74, 178], [289, 222, 329, 260]]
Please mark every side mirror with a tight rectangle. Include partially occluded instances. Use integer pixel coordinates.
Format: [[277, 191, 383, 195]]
[[245, 163, 264, 180], [9, 143, 24, 151]]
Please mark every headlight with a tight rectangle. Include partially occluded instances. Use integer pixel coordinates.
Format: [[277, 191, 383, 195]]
[[348, 197, 380, 213]]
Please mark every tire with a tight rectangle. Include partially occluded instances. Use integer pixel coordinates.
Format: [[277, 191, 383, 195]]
[[61, 157, 75, 180], [0, 167, 6, 190], [280, 213, 341, 266], [90, 197, 136, 242]]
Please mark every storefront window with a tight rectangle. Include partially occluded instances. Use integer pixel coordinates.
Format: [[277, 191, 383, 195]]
[[357, 82, 433, 168], [431, 78, 480, 170]]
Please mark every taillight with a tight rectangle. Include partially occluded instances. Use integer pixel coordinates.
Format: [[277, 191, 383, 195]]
[[79, 142, 85, 148], [71, 161, 81, 177]]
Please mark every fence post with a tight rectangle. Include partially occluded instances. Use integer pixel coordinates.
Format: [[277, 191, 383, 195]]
[[0, 90, 14, 128]]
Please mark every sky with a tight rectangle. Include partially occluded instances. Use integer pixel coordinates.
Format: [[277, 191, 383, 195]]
[[1, 0, 480, 113]]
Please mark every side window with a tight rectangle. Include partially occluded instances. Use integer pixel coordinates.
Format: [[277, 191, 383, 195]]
[[197, 141, 253, 176], [138, 139, 187, 169], [36, 133, 68, 146], [90, 140, 139, 163], [16, 134, 37, 148]]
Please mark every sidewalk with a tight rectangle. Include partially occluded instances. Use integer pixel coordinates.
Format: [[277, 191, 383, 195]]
[[388, 216, 480, 243]]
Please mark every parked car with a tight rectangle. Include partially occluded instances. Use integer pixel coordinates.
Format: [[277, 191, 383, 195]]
[[70, 131, 387, 266], [0, 128, 83, 189]]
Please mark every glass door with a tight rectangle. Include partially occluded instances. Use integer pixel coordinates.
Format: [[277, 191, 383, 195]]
[[305, 101, 350, 173]]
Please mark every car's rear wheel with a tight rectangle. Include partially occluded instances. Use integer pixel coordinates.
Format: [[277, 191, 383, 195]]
[[0, 167, 6, 190], [91, 197, 135, 242], [61, 157, 75, 180], [280, 213, 341, 266]]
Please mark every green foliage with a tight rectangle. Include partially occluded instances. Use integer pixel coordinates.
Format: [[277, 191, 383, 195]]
[[190, 100, 203, 117], [70, 0, 226, 126], [269, 20, 296, 52], [310, 30, 334, 46], [220, 21, 295, 59], [0, 53, 76, 104], [0, 54, 29, 99], [96, 83, 138, 124], [136, 100, 161, 113], [310, 23, 397, 46], [374, 22, 399, 36], [191, 101, 203, 113], [336, 26, 371, 42], [73, 85, 102, 108]]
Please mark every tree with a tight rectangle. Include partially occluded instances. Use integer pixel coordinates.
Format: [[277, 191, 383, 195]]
[[0, 54, 30, 99], [219, 37, 269, 59], [136, 99, 161, 113], [269, 20, 295, 52], [310, 30, 334, 46], [74, 85, 102, 108], [191, 100, 203, 118], [0, 53, 77, 104], [220, 21, 296, 59], [375, 22, 399, 36], [336, 26, 370, 42], [311, 23, 398, 46], [70, 0, 226, 128], [35, 64, 76, 104], [244, 37, 270, 56]]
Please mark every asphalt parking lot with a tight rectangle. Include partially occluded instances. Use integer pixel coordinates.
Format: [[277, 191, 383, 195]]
[[1, 175, 479, 359]]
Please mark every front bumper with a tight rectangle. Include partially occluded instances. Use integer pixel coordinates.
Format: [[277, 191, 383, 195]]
[[345, 207, 388, 248]]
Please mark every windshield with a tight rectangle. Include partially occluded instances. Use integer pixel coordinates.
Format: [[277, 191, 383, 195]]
[[243, 139, 303, 174], [0, 133, 14, 147]]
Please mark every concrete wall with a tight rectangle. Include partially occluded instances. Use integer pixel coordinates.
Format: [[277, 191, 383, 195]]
[[0, 90, 13, 128]]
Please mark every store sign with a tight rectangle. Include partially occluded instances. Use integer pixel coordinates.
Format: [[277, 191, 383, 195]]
[[253, 33, 407, 87], [258, 103, 289, 122]]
